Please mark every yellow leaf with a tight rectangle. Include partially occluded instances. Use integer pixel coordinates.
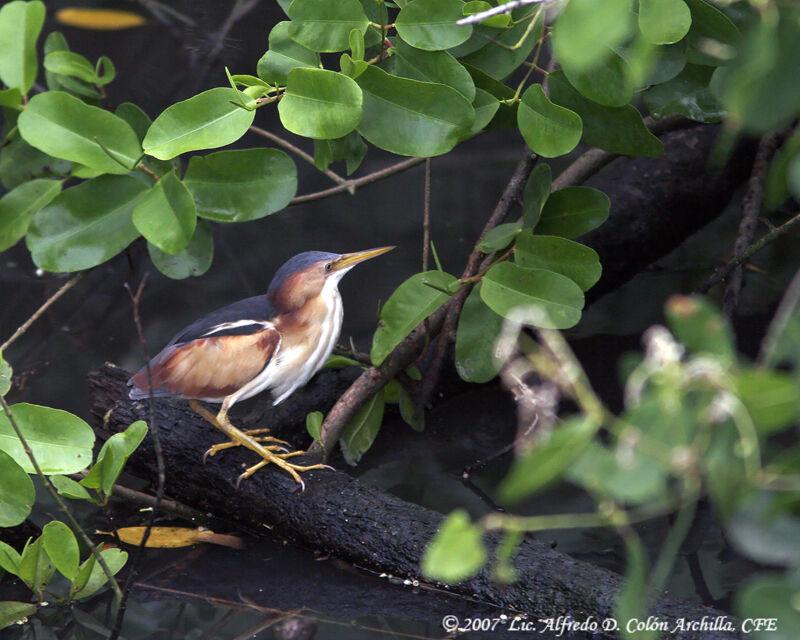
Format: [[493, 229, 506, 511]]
[[56, 8, 146, 30], [106, 526, 243, 549]]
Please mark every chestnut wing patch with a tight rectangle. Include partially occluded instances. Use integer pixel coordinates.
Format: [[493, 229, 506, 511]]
[[131, 326, 280, 400]]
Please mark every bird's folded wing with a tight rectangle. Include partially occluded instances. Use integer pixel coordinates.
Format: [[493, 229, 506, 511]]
[[130, 324, 280, 401]]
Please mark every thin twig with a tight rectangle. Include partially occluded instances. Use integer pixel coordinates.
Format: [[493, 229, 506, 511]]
[[290, 157, 426, 205], [422, 159, 431, 271], [1, 273, 85, 353], [0, 396, 123, 602], [456, 0, 553, 25], [110, 277, 167, 640], [722, 133, 780, 317], [418, 150, 538, 410], [698, 210, 800, 294], [250, 126, 346, 186]]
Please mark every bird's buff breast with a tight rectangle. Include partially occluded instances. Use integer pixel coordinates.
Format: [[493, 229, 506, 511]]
[[229, 283, 343, 406]]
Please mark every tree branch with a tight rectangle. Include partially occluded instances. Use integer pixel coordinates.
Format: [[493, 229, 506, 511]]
[[250, 125, 346, 186], [290, 157, 426, 205], [553, 115, 694, 191], [721, 133, 780, 317], [698, 210, 800, 294], [1, 273, 85, 354]]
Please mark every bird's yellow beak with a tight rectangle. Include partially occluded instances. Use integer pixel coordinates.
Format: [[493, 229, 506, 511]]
[[332, 246, 395, 271]]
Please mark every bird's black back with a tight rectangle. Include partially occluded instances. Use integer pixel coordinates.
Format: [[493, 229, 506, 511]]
[[166, 295, 277, 347]]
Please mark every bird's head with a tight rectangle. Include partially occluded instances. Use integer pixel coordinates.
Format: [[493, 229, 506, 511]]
[[267, 247, 394, 311]]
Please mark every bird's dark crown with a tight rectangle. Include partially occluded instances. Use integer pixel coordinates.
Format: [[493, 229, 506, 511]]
[[267, 251, 340, 299]]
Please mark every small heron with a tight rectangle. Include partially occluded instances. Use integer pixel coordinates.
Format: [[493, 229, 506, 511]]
[[129, 247, 394, 487]]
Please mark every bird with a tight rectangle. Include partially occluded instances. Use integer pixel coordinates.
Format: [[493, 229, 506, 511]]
[[128, 247, 394, 487]]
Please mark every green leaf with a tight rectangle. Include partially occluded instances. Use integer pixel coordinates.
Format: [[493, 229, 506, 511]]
[[0, 358, 11, 396], [115, 102, 152, 143], [481, 262, 585, 328], [349, 28, 365, 61], [736, 575, 800, 640], [478, 222, 521, 253], [0, 601, 37, 629], [278, 68, 363, 139], [148, 222, 214, 280], [561, 50, 634, 107], [399, 388, 424, 431], [0, 138, 71, 190], [765, 130, 800, 211], [0, 179, 62, 252], [18, 91, 142, 174], [0, 449, 34, 527], [0, 88, 22, 109], [143, 88, 255, 160], [184, 148, 297, 223], [515, 234, 602, 291], [70, 548, 127, 600], [81, 420, 147, 496], [313, 130, 367, 176], [339, 52, 368, 79], [665, 295, 734, 365], [522, 163, 551, 228], [340, 391, 385, 465], [643, 63, 723, 123], [0, 404, 94, 474], [257, 21, 320, 84], [396, 0, 472, 51], [26, 175, 148, 272], [0, 541, 21, 575], [43, 51, 98, 84], [306, 411, 323, 442], [733, 370, 799, 436], [50, 474, 94, 501], [132, 171, 197, 255], [287, 0, 370, 52], [468, 88, 499, 135], [551, 0, 634, 73], [498, 417, 598, 503], [455, 283, 503, 383], [517, 83, 582, 158], [371, 270, 458, 365], [459, 13, 540, 80], [355, 65, 474, 157], [568, 440, 667, 504], [683, 0, 739, 66], [729, 494, 800, 567], [639, 0, 691, 45], [712, 13, 798, 134], [549, 70, 663, 157], [537, 186, 610, 239], [615, 536, 650, 640], [421, 510, 486, 583], [17, 537, 54, 596], [42, 521, 79, 580], [389, 38, 475, 101], [462, 1, 510, 28], [0, 0, 46, 94]]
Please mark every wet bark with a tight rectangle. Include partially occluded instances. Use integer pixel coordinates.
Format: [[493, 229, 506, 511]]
[[89, 365, 740, 639]]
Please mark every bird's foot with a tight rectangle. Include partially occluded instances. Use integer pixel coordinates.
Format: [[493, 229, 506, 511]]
[[202, 428, 291, 462], [236, 451, 333, 490]]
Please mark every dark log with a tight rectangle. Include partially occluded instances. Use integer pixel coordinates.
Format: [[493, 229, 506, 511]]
[[89, 365, 742, 639], [582, 126, 756, 302]]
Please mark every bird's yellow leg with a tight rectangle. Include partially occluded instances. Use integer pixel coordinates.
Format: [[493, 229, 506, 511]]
[[188, 400, 290, 461], [189, 400, 328, 488]]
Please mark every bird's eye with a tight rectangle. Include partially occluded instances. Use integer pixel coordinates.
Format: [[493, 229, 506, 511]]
[[324, 262, 332, 272]]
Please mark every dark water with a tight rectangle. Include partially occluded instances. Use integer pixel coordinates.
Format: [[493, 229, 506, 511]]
[[1, 2, 794, 638]]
